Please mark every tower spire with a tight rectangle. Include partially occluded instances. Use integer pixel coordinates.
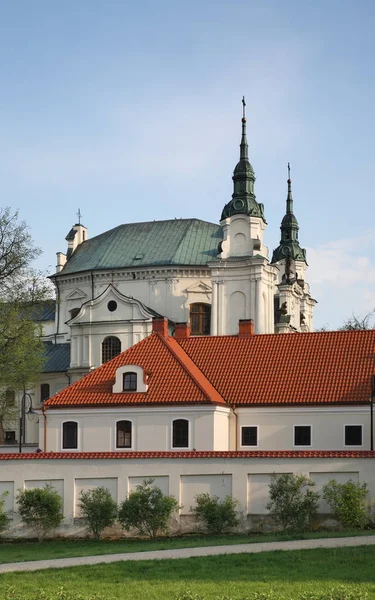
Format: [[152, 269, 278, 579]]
[[286, 162, 293, 214], [240, 96, 248, 160]]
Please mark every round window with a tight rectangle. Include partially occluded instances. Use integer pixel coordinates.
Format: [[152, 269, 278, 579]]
[[107, 301, 117, 312], [233, 198, 244, 211]]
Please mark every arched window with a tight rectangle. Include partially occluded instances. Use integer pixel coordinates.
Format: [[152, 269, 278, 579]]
[[102, 336, 121, 364], [190, 303, 211, 336], [116, 420, 132, 448], [40, 383, 50, 403], [123, 372, 137, 392], [172, 419, 189, 448], [69, 307, 80, 319], [5, 390, 15, 407], [62, 421, 78, 449]]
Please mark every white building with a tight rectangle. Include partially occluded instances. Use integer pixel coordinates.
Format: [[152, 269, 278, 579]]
[[3, 104, 316, 450], [1, 324, 374, 536]]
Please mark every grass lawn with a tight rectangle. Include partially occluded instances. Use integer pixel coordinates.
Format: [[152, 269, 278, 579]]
[[0, 546, 375, 599], [0, 529, 374, 564]]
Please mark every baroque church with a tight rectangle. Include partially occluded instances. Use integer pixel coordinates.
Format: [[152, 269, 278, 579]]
[[3, 101, 316, 448]]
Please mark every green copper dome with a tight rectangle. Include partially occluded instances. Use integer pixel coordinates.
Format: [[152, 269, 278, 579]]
[[221, 103, 266, 223], [271, 167, 307, 264]]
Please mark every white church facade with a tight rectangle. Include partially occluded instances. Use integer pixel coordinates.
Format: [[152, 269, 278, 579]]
[[3, 103, 317, 450]]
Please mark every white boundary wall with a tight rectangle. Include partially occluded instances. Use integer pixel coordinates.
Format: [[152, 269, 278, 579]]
[[2, 456, 374, 536]]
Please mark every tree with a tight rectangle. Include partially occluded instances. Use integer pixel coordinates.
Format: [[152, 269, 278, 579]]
[[78, 487, 118, 538], [0, 207, 52, 443], [16, 484, 63, 541], [266, 473, 320, 532], [191, 493, 240, 534], [339, 311, 375, 331], [118, 479, 179, 538]]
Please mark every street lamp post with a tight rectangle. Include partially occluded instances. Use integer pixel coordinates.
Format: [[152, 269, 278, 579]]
[[371, 376, 375, 452], [18, 391, 35, 454]]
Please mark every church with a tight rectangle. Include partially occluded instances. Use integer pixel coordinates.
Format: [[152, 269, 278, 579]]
[[3, 100, 316, 449], [2, 105, 375, 537]]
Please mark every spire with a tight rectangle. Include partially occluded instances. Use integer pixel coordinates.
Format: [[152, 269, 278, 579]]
[[220, 98, 266, 222], [286, 163, 293, 214], [271, 165, 307, 265], [240, 96, 248, 160]]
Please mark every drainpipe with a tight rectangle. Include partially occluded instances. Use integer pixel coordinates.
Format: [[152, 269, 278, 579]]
[[55, 278, 61, 340], [231, 405, 238, 450], [91, 271, 95, 300], [42, 405, 47, 452]]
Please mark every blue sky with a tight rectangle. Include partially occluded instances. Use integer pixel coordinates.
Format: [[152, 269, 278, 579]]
[[1, 0, 374, 329]]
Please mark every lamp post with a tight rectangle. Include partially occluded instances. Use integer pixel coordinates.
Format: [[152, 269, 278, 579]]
[[19, 390, 35, 454], [371, 376, 375, 452]]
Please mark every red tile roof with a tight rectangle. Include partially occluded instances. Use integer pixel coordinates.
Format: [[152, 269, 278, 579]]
[[1, 451, 375, 460], [180, 330, 375, 406], [44, 333, 225, 408], [44, 329, 375, 409]]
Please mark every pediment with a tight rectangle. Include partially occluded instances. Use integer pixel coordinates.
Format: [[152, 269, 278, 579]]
[[67, 284, 159, 325], [66, 288, 88, 301], [186, 281, 212, 294]]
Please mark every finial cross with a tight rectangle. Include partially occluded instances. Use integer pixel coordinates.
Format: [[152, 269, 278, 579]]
[[288, 162, 291, 180], [77, 208, 82, 225], [242, 96, 246, 119]]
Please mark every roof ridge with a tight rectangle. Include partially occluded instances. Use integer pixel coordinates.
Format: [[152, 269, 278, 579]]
[[156, 334, 225, 405]]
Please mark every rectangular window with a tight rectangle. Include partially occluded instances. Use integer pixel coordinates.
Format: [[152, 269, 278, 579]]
[[345, 425, 362, 446], [63, 422, 78, 449], [294, 425, 311, 446], [241, 426, 258, 446], [5, 431, 16, 444]]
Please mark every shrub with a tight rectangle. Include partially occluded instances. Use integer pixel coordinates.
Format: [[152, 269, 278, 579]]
[[0, 491, 9, 532], [118, 478, 179, 538], [78, 486, 118, 539], [191, 493, 240, 534], [266, 473, 320, 532], [322, 479, 369, 529], [16, 484, 63, 541]]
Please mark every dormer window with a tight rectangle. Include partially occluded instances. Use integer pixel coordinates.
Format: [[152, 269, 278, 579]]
[[112, 365, 148, 394], [123, 372, 137, 392]]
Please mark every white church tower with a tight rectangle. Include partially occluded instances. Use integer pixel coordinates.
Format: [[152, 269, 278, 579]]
[[209, 98, 276, 334]]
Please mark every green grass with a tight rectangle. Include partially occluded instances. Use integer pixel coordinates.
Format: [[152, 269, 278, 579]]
[[0, 529, 374, 564], [1, 546, 375, 599]]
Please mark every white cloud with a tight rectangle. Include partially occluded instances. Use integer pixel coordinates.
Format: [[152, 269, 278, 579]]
[[307, 231, 375, 328]]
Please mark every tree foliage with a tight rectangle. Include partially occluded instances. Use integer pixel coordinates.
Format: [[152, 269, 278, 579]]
[[78, 487, 118, 539], [322, 479, 369, 529], [191, 493, 240, 534], [339, 311, 375, 331], [0, 491, 9, 532], [16, 484, 63, 541], [118, 478, 179, 538], [0, 207, 52, 443], [266, 473, 320, 532]]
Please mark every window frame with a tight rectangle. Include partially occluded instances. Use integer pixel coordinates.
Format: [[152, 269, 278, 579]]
[[344, 424, 363, 447], [40, 383, 50, 403], [171, 418, 191, 450], [115, 419, 133, 449], [101, 336, 121, 364], [61, 420, 79, 451], [189, 303, 211, 336], [240, 425, 259, 448], [123, 372, 137, 392], [293, 424, 312, 448]]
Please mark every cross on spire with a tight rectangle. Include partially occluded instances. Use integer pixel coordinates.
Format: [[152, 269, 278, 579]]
[[77, 208, 82, 225], [242, 96, 246, 119], [288, 162, 291, 181]]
